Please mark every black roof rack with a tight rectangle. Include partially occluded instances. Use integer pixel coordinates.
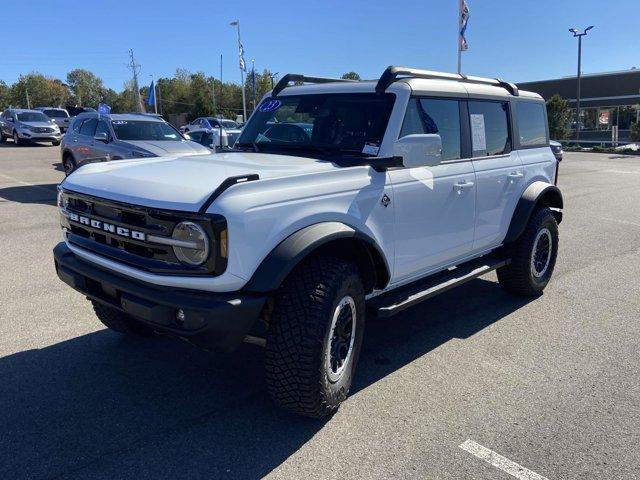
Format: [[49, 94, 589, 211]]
[[271, 74, 357, 96], [375, 66, 519, 96]]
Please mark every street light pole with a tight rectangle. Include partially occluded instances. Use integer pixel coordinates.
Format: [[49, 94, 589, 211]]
[[230, 20, 247, 122], [569, 26, 594, 146]]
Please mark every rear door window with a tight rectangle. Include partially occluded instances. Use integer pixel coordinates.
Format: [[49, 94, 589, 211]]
[[468, 101, 511, 157]]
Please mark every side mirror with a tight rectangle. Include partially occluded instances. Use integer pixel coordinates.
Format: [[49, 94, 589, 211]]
[[94, 132, 109, 143], [393, 134, 442, 168]]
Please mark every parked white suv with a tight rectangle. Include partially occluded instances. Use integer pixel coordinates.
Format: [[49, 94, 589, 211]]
[[53, 67, 563, 418]]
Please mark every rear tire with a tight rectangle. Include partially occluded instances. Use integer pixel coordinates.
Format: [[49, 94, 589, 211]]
[[265, 256, 365, 418], [497, 207, 559, 297], [92, 301, 155, 336]]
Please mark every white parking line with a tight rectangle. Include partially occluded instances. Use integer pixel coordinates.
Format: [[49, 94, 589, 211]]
[[459, 439, 550, 480], [0, 173, 58, 193]]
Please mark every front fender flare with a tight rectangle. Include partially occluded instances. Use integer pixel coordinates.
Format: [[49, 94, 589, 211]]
[[244, 222, 390, 293], [504, 181, 563, 244]]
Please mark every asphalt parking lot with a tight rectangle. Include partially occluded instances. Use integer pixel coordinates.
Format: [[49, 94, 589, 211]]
[[1, 143, 639, 479]]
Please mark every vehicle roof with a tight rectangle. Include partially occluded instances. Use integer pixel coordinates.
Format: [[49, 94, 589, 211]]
[[76, 112, 166, 122], [270, 76, 542, 100], [34, 107, 68, 110], [6, 108, 47, 113]]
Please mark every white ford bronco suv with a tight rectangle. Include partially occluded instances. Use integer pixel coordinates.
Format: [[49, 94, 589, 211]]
[[54, 67, 562, 418]]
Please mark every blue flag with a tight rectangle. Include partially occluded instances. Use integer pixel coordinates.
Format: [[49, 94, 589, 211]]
[[98, 103, 111, 115], [147, 80, 155, 106], [459, 0, 469, 51]]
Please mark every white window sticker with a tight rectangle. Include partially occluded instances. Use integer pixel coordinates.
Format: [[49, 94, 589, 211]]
[[362, 143, 380, 156], [470, 114, 486, 152]]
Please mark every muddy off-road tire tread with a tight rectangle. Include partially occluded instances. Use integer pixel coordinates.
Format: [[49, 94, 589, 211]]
[[92, 301, 155, 336], [265, 256, 363, 418], [497, 207, 558, 297]]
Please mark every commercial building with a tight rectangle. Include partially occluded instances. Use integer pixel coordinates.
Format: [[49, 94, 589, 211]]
[[518, 69, 640, 144]]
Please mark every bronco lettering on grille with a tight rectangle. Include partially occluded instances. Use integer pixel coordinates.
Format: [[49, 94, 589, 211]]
[[67, 212, 146, 241]]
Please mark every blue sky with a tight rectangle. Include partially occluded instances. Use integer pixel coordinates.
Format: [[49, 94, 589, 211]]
[[3, 0, 638, 90]]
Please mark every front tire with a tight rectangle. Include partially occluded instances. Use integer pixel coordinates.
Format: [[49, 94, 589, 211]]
[[62, 153, 76, 176], [52, 140, 61, 146], [498, 207, 559, 297], [92, 301, 155, 336], [13, 131, 24, 146], [265, 256, 365, 418]]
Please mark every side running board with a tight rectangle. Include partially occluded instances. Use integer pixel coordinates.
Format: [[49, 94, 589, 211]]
[[368, 256, 510, 318]]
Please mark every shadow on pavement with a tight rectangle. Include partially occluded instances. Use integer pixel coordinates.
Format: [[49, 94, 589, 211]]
[[0, 183, 58, 206], [0, 278, 532, 479], [0, 141, 54, 148]]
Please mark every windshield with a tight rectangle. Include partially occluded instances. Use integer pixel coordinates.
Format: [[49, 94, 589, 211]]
[[17, 112, 51, 122], [111, 120, 182, 141], [43, 109, 69, 118], [236, 93, 395, 157]]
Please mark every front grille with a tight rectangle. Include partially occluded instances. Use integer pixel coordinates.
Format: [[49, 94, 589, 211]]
[[35, 127, 54, 133], [59, 190, 227, 276]]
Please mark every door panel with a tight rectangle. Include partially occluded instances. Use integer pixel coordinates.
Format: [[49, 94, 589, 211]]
[[472, 154, 523, 250], [389, 161, 476, 282], [468, 100, 523, 251]]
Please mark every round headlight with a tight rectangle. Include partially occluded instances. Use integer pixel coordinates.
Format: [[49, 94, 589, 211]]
[[172, 221, 210, 266]]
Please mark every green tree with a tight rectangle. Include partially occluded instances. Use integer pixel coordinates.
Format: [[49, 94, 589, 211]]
[[9, 73, 70, 108], [66, 69, 106, 107], [546, 94, 571, 140], [341, 71, 361, 80], [0, 81, 10, 109], [630, 121, 640, 142], [109, 81, 137, 113]]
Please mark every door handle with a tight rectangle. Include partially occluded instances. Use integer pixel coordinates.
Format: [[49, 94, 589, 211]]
[[508, 171, 524, 180], [454, 180, 474, 193]]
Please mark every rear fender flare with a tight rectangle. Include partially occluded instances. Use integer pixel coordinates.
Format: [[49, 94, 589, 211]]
[[504, 181, 563, 244]]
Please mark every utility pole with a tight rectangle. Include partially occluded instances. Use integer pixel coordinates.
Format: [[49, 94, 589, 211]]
[[128, 49, 143, 112], [569, 26, 594, 146], [25, 87, 31, 109]]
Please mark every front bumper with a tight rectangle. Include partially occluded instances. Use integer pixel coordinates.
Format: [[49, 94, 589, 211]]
[[53, 243, 266, 352], [18, 130, 61, 141]]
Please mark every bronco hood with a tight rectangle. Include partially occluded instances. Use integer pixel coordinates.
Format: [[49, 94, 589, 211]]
[[61, 152, 336, 212]]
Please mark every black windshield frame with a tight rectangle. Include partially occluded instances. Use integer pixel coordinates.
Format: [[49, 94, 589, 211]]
[[237, 92, 396, 159]]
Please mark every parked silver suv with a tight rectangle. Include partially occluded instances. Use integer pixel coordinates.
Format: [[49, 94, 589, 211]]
[[0, 108, 62, 146], [60, 112, 211, 175], [35, 107, 71, 132]]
